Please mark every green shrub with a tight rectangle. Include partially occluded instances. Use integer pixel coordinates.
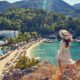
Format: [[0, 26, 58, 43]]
[[15, 56, 39, 70]]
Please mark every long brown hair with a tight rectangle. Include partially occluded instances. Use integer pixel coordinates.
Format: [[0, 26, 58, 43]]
[[63, 38, 71, 48]]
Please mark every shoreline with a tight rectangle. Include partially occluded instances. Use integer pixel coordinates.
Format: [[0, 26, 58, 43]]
[[0, 49, 18, 75], [26, 39, 45, 58], [0, 38, 45, 76]]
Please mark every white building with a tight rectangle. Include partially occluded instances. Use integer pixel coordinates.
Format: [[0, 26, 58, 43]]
[[0, 30, 19, 45], [0, 30, 19, 39], [0, 40, 8, 46]]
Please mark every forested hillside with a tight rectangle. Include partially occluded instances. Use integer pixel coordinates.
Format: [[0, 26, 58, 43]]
[[0, 8, 80, 37]]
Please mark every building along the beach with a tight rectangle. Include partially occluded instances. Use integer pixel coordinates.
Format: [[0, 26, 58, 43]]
[[0, 30, 19, 45], [0, 30, 19, 39]]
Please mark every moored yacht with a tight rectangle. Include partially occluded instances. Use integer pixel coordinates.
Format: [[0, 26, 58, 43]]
[[43, 39, 53, 43]]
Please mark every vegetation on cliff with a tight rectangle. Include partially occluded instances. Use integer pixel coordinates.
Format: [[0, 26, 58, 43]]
[[8, 31, 38, 44], [15, 56, 39, 70], [3, 60, 80, 80], [0, 8, 80, 37]]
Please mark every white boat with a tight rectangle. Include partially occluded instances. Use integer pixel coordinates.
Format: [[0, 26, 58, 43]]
[[35, 57, 40, 60], [0, 40, 8, 46], [77, 40, 80, 43], [75, 39, 80, 43], [43, 39, 53, 43]]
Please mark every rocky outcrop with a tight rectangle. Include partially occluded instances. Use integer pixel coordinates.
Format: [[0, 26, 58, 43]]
[[3, 60, 80, 80], [60, 60, 80, 80], [20, 62, 55, 80], [3, 62, 55, 80]]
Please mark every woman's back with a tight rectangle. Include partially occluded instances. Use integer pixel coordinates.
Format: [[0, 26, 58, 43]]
[[57, 40, 75, 65]]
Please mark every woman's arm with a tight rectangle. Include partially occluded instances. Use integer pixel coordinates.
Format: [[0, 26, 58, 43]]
[[57, 40, 64, 74], [58, 59, 63, 74]]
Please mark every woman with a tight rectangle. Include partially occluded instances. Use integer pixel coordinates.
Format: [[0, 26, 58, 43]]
[[54, 30, 76, 80]]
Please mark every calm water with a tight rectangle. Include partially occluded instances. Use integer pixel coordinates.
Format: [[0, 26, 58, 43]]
[[0, 49, 4, 55], [30, 40, 80, 65]]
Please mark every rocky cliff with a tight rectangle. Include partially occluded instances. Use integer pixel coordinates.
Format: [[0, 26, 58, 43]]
[[3, 60, 80, 80]]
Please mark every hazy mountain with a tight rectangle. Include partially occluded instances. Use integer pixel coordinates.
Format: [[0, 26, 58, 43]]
[[73, 3, 80, 10], [0, 1, 14, 12], [0, 0, 78, 16], [13, 0, 75, 15], [47, 0, 74, 15], [13, 0, 43, 9]]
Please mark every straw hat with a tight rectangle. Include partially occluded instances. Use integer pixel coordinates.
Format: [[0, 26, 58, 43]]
[[59, 29, 73, 41]]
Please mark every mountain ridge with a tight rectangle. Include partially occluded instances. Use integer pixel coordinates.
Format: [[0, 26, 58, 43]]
[[0, 0, 79, 17], [73, 3, 80, 10]]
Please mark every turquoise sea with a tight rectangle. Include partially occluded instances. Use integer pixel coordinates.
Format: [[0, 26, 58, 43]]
[[30, 40, 80, 65]]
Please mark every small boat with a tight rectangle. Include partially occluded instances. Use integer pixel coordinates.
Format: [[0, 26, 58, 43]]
[[35, 57, 40, 60], [77, 40, 80, 43], [35, 57, 41, 62], [43, 39, 53, 43], [75, 39, 80, 43], [0, 40, 8, 46]]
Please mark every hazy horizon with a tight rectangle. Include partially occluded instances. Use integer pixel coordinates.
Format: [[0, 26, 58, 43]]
[[0, 0, 80, 5]]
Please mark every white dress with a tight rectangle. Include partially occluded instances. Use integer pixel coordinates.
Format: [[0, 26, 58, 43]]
[[57, 40, 75, 65]]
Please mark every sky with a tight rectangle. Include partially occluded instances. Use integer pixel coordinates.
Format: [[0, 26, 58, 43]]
[[63, 0, 80, 5], [0, 0, 80, 5]]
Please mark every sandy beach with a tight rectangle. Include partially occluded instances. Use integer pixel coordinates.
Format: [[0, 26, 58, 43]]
[[0, 39, 45, 77], [0, 50, 18, 75], [26, 39, 45, 58]]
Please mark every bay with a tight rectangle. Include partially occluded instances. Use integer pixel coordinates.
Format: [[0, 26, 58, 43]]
[[30, 40, 80, 65]]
